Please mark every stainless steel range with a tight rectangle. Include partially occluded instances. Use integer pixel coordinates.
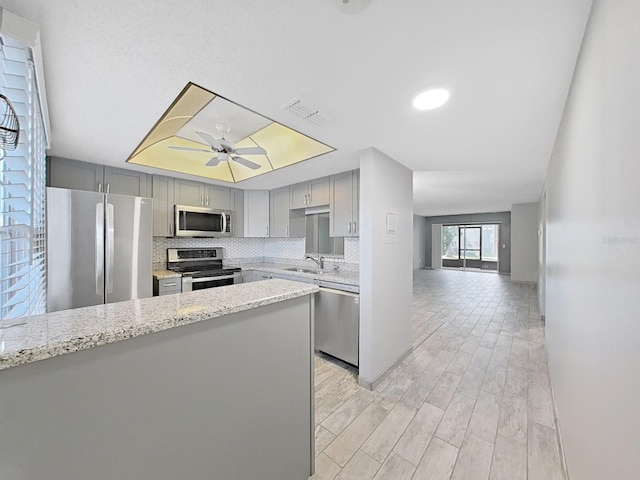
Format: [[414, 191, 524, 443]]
[[166, 247, 241, 292]]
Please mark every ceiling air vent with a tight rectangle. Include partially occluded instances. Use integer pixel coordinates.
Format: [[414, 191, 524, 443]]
[[280, 97, 331, 126]]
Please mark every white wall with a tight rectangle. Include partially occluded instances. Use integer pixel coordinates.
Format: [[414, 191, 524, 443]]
[[510, 202, 539, 283], [544, 1, 640, 478], [413, 215, 427, 270], [359, 148, 413, 385]]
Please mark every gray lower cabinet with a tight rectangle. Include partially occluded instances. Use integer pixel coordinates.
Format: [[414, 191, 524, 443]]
[[153, 277, 182, 296], [241, 270, 256, 283], [48, 156, 151, 197], [0, 296, 314, 480]]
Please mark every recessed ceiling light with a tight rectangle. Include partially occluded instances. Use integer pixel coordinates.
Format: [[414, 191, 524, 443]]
[[412, 89, 450, 111]]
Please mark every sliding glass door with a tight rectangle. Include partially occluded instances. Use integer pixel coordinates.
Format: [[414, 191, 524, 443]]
[[441, 224, 499, 271]]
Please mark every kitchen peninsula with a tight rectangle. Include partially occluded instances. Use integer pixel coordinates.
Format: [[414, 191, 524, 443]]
[[0, 280, 318, 480]]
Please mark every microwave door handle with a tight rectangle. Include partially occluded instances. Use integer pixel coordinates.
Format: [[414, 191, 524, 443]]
[[222, 213, 227, 233]]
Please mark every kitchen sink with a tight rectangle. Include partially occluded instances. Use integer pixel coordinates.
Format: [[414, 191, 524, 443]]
[[284, 267, 322, 274]]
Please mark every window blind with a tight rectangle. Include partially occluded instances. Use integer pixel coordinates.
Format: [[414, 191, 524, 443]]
[[0, 35, 46, 321]]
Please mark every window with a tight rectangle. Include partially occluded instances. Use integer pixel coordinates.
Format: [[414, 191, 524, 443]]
[[0, 28, 48, 321]]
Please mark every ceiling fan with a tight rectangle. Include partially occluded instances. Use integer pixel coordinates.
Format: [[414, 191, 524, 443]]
[[168, 123, 266, 170]]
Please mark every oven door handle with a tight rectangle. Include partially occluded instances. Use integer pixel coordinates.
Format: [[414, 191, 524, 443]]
[[191, 274, 240, 282]]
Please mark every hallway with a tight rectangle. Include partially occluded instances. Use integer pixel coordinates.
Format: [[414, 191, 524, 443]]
[[312, 269, 563, 479]]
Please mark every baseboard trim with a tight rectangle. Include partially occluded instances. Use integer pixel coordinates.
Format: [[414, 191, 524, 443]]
[[549, 367, 570, 479], [510, 280, 538, 286], [357, 347, 413, 391]]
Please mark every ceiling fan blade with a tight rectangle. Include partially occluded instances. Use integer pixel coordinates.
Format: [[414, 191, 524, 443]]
[[195, 131, 223, 151], [168, 145, 212, 153], [231, 156, 261, 170], [205, 156, 221, 167], [233, 146, 266, 156]]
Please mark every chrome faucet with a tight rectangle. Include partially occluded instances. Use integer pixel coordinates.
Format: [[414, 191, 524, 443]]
[[304, 254, 324, 270]]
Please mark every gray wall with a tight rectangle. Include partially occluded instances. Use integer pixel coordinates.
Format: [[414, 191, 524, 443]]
[[510, 202, 539, 283], [423, 212, 511, 274], [543, 1, 640, 478], [359, 148, 413, 385], [413, 215, 427, 269]]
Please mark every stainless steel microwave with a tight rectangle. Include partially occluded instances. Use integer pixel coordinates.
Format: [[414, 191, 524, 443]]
[[174, 205, 232, 237]]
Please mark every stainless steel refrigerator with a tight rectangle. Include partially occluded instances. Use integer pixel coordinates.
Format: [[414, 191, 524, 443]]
[[46, 187, 153, 312]]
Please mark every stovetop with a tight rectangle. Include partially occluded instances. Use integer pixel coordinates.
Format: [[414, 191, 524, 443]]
[[166, 247, 240, 278]]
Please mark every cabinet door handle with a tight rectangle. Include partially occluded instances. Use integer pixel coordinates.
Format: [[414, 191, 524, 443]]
[[97, 181, 103, 193], [163, 282, 177, 287], [201, 195, 204, 206], [106, 183, 110, 194], [206, 196, 209, 206], [266, 226, 269, 236], [353, 221, 357, 234], [348, 222, 352, 233], [286, 225, 289, 236], [169, 221, 173, 236]]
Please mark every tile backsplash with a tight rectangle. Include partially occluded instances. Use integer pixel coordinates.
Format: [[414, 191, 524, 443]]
[[153, 236, 359, 269]]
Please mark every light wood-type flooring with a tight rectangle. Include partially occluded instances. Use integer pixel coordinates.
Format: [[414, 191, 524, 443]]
[[311, 269, 564, 480]]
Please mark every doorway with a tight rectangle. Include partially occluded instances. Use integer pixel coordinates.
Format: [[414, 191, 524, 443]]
[[441, 224, 499, 272]]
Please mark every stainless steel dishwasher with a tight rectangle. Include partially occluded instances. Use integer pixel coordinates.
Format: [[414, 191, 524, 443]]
[[315, 286, 359, 367]]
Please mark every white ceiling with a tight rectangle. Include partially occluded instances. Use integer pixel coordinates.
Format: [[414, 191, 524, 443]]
[[3, 0, 591, 216]]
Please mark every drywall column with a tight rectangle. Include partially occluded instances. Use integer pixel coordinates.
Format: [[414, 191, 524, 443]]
[[510, 202, 539, 283], [359, 148, 413, 387], [431, 224, 442, 269], [544, 1, 640, 478], [413, 215, 427, 269]]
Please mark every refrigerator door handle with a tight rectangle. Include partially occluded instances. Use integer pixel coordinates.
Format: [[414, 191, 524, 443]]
[[106, 202, 115, 294], [95, 203, 104, 295]]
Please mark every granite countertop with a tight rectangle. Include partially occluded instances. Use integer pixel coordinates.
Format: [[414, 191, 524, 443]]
[[153, 269, 182, 280], [234, 262, 360, 287], [0, 280, 318, 372]]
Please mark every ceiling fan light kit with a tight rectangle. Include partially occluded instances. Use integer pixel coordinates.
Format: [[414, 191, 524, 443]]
[[127, 83, 335, 183]]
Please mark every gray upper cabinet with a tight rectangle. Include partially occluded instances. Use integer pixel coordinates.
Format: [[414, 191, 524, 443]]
[[152, 175, 174, 237], [270, 187, 305, 238], [104, 166, 151, 197], [174, 179, 232, 209], [244, 190, 270, 237], [48, 156, 104, 192], [173, 179, 205, 207], [206, 185, 232, 210], [48, 157, 150, 197], [270, 187, 290, 237], [330, 170, 359, 237], [290, 177, 330, 209]]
